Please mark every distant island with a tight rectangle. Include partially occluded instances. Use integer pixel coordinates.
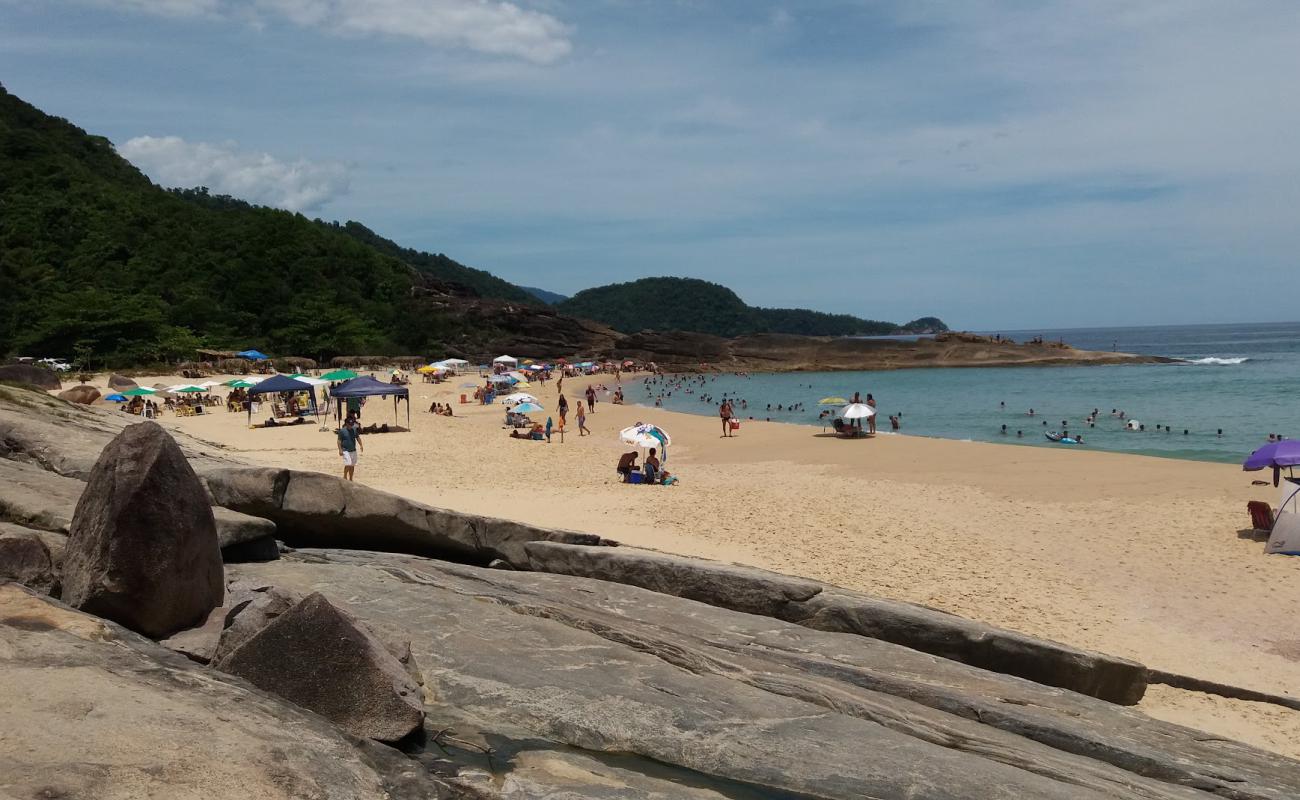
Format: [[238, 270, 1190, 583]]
[[557, 277, 947, 338]]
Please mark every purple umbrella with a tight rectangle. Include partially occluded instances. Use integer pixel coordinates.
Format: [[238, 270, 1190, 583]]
[[1243, 439, 1300, 486]]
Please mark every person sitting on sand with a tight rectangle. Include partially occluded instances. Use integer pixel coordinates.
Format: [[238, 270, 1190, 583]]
[[644, 448, 661, 484], [616, 450, 639, 482]]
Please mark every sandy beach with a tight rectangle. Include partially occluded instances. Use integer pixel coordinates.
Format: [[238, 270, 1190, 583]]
[[102, 370, 1300, 758]]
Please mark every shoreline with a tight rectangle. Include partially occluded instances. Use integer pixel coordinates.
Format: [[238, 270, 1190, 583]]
[[81, 369, 1300, 758]]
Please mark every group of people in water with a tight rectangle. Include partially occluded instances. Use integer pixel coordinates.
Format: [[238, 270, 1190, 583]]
[[1003, 402, 1227, 442]]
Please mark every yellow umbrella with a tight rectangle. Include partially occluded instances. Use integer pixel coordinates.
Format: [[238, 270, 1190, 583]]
[[416, 365, 437, 374], [818, 396, 848, 405], [514, 380, 532, 389]]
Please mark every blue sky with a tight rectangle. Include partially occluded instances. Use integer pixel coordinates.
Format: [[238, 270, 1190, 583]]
[[3, 1, 1298, 329]]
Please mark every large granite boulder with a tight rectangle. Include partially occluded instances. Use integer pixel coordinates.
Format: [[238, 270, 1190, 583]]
[[218, 592, 425, 743], [0, 584, 459, 800], [211, 580, 304, 663], [524, 541, 1148, 705], [0, 363, 61, 389], [107, 373, 138, 390], [235, 550, 1300, 800], [0, 523, 56, 594], [58, 384, 101, 404], [61, 422, 224, 638], [203, 465, 602, 566]]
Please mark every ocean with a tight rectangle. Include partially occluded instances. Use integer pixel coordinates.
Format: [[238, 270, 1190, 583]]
[[635, 322, 1300, 464]]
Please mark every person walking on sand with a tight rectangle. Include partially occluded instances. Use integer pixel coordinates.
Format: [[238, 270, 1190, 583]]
[[720, 399, 734, 437], [577, 401, 590, 436], [557, 393, 569, 426], [586, 384, 596, 412], [337, 415, 363, 482], [545, 416, 553, 443]]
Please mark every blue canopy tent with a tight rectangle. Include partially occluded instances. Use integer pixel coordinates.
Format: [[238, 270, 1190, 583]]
[[329, 376, 410, 429], [246, 374, 317, 424], [236, 349, 270, 361]]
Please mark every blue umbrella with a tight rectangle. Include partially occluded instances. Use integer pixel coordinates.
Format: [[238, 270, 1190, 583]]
[[105, 393, 127, 402], [513, 402, 544, 413], [236, 349, 270, 361]]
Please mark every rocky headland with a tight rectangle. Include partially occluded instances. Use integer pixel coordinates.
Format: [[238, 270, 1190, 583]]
[[1, 384, 1295, 799]]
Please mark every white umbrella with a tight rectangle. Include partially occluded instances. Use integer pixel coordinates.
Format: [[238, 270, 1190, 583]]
[[841, 403, 876, 419], [501, 393, 538, 405], [620, 423, 671, 450], [441, 358, 469, 367], [493, 355, 518, 364]]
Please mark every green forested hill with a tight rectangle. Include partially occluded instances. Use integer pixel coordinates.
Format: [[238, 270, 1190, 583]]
[[556, 277, 945, 337], [0, 84, 515, 365]]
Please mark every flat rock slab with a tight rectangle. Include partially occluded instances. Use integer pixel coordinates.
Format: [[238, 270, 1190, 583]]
[[0, 584, 459, 800], [525, 541, 1147, 705], [234, 551, 1300, 800], [0, 454, 277, 560], [203, 465, 601, 566]]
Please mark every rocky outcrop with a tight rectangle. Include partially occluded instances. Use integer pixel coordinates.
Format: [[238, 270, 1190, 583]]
[[219, 592, 425, 743], [62, 422, 224, 639], [524, 541, 1148, 704], [0, 363, 61, 389], [107, 373, 138, 389], [0, 523, 56, 594], [203, 465, 602, 566], [159, 603, 229, 663], [0, 455, 277, 560], [234, 550, 1300, 800], [0, 385, 239, 478], [57, 384, 101, 404], [0, 584, 460, 800]]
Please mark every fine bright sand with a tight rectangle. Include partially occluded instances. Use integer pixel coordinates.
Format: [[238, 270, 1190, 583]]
[[112, 370, 1300, 758]]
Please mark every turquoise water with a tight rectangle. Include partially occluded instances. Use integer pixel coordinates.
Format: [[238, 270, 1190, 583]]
[[635, 322, 1300, 463]]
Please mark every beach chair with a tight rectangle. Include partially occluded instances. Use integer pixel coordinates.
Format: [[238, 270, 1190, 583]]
[[1248, 501, 1275, 532]]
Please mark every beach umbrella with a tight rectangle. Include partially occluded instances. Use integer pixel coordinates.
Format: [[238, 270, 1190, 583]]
[[105, 393, 127, 402], [416, 365, 438, 374], [1243, 439, 1300, 486], [235, 349, 270, 361], [818, 396, 848, 405], [321, 369, 358, 381], [175, 386, 206, 393], [841, 403, 875, 419], [513, 402, 544, 413], [620, 422, 671, 450], [487, 375, 513, 384], [227, 379, 257, 389], [121, 387, 156, 397], [501, 393, 538, 405]]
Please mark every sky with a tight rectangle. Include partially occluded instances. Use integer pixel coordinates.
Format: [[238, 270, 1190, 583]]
[[3, 0, 1298, 329]]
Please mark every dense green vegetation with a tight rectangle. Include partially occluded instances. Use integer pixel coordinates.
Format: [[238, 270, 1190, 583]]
[[557, 278, 946, 337], [0, 83, 499, 367], [522, 286, 569, 305]]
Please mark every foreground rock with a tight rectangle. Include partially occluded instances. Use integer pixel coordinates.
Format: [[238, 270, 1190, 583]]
[[204, 465, 602, 566], [0, 363, 61, 389], [234, 550, 1300, 799], [0, 523, 56, 594], [219, 592, 425, 742], [62, 422, 224, 638], [0, 456, 277, 560], [0, 584, 459, 799], [211, 580, 304, 663], [524, 541, 1148, 704], [0, 384, 239, 478]]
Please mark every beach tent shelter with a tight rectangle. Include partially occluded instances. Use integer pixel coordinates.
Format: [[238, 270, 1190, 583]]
[[246, 374, 316, 424], [329, 375, 410, 429], [493, 355, 518, 365]]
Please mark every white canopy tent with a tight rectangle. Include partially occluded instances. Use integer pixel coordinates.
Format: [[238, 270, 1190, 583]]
[[493, 355, 518, 365]]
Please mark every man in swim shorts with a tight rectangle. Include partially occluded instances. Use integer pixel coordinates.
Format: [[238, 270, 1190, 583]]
[[337, 415, 363, 481]]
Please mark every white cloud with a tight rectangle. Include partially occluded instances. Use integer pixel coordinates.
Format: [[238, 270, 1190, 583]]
[[119, 135, 350, 211], [88, 0, 571, 63]]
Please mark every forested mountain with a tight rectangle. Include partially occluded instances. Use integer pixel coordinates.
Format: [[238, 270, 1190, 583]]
[[0, 84, 522, 366], [522, 286, 568, 305], [557, 277, 946, 337]]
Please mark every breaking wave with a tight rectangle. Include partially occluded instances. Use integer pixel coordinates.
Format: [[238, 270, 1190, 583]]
[[1182, 356, 1250, 365]]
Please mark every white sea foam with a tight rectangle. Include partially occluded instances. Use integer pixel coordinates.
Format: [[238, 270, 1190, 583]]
[[1182, 357, 1250, 365]]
